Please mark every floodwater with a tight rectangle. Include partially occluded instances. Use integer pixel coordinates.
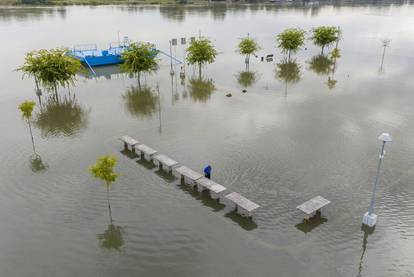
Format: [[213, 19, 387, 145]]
[[1, 2, 414, 276]]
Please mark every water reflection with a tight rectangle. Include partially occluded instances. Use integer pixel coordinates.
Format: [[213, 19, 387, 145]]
[[78, 65, 127, 80], [122, 86, 159, 118], [34, 94, 89, 138], [97, 223, 125, 251], [307, 54, 334, 76], [187, 77, 216, 103], [275, 58, 301, 98], [29, 153, 48, 173], [295, 212, 328, 233], [378, 38, 391, 74], [357, 224, 375, 277], [236, 71, 258, 88], [224, 210, 258, 231], [0, 7, 66, 22]]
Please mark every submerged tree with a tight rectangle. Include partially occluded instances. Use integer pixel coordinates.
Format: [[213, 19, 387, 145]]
[[236, 71, 258, 88], [18, 100, 37, 154], [35, 94, 89, 138], [122, 86, 159, 118], [237, 36, 261, 71], [187, 77, 216, 103], [121, 42, 159, 89], [186, 37, 218, 79], [275, 59, 302, 98], [276, 28, 306, 60], [89, 155, 119, 222], [18, 48, 83, 100], [326, 47, 341, 89], [310, 26, 341, 54]]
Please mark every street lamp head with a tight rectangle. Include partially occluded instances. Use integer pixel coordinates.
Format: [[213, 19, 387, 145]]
[[378, 133, 392, 142]]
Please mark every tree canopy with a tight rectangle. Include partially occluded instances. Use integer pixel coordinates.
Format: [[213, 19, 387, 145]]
[[89, 155, 119, 188], [18, 48, 82, 93], [310, 26, 340, 54], [121, 42, 159, 87], [238, 37, 260, 56], [276, 28, 306, 59], [18, 100, 36, 120], [186, 37, 217, 77]]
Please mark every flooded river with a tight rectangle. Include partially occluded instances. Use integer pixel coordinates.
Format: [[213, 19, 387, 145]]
[[0, 2, 414, 276]]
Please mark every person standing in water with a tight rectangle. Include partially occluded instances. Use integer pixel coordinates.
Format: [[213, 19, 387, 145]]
[[204, 165, 212, 179]]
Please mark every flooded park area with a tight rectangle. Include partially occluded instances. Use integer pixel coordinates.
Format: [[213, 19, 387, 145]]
[[1, 1, 414, 276]]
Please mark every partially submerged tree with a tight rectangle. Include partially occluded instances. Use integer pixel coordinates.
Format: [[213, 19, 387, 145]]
[[18, 48, 82, 100], [186, 37, 218, 79], [237, 36, 261, 70], [89, 155, 119, 223], [310, 26, 341, 54], [276, 28, 306, 60], [18, 100, 37, 154], [121, 42, 159, 88]]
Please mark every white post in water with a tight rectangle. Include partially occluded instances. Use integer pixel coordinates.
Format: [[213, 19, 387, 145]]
[[362, 133, 392, 227]]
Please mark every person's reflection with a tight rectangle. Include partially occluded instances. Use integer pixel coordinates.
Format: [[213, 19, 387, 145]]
[[34, 94, 89, 138], [187, 77, 216, 103], [236, 71, 258, 88], [275, 58, 301, 98], [122, 85, 159, 118], [357, 224, 375, 277]]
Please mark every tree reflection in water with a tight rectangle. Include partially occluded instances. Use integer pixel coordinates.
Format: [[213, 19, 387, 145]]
[[236, 71, 258, 88], [187, 77, 216, 103], [275, 58, 301, 98], [123, 85, 159, 118], [307, 54, 333, 76], [35, 94, 89, 137], [29, 154, 48, 173], [97, 223, 124, 251]]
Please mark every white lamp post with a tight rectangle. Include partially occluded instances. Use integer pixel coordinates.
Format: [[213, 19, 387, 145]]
[[362, 133, 392, 227]]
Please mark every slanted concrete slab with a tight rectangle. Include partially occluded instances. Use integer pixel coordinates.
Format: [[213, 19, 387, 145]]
[[135, 144, 158, 161], [173, 166, 203, 186], [225, 192, 260, 217], [153, 154, 179, 173], [196, 177, 227, 199], [120, 135, 140, 150], [297, 196, 330, 220]]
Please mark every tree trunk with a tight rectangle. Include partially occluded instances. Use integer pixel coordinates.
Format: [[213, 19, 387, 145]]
[[321, 46, 325, 55], [53, 83, 59, 103], [107, 184, 112, 225], [28, 119, 36, 155], [198, 63, 202, 79], [288, 51, 291, 62], [137, 72, 141, 89]]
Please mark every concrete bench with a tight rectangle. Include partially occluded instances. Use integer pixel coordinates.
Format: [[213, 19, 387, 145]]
[[173, 166, 203, 186], [153, 154, 179, 173], [120, 135, 140, 151], [135, 144, 158, 162], [224, 192, 260, 218], [195, 177, 227, 200], [297, 196, 330, 220]]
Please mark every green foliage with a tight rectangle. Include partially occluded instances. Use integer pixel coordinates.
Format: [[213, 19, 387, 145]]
[[89, 155, 119, 188], [310, 26, 340, 53], [275, 59, 301, 84], [330, 47, 341, 59], [18, 48, 82, 92], [18, 100, 36, 120], [186, 37, 218, 66], [276, 28, 306, 57], [236, 71, 257, 88], [121, 42, 159, 78], [122, 86, 158, 118], [238, 37, 261, 56]]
